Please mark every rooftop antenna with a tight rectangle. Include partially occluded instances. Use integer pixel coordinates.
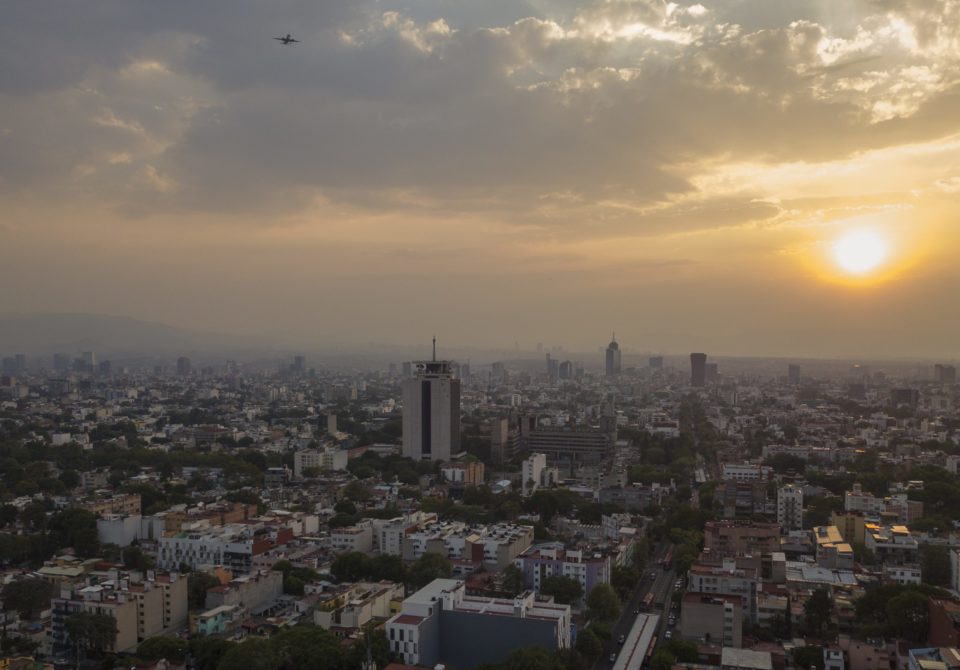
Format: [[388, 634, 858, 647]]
[[432, 336, 437, 362]]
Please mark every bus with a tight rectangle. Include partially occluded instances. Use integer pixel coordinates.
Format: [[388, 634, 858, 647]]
[[661, 549, 673, 571], [644, 635, 658, 668], [642, 592, 654, 609]]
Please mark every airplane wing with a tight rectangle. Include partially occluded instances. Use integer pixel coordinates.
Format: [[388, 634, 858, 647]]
[[289, 38, 300, 42]]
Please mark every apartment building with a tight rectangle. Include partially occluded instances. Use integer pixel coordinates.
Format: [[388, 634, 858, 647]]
[[157, 523, 294, 572], [703, 521, 780, 558], [686, 560, 760, 624], [313, 581, 404, 632], [386, 579, 570, 668], [514, 545, 611, 605], [680, 593, 743, 648]]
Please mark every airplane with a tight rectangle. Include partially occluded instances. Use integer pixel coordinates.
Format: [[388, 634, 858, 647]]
[[273, 34, 300, 45]]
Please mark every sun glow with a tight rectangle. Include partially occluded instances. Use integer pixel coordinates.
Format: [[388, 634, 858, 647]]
[[832, 230, 889, 275]]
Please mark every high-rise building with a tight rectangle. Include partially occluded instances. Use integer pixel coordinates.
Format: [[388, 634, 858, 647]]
[[705, 363, 719, 384], [788, 364, 801, 385], [690, 353, 707, 387], [604, 334, 621, 377], [545, 354, 559, 379], [935, 364, 957, 384], [176, 356, 192, 376], [777, 484, 804, 531], [293, 355, 306, 373], [402, 340, 461, 461], [558, 360, 573, 380], [53, 353, 71, 371]]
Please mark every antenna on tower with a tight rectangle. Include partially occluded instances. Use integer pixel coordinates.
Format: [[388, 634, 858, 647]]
[[432, 336, 437, 362]]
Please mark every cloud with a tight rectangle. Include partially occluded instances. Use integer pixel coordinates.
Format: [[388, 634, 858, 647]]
[[1, 0, 960, 242]]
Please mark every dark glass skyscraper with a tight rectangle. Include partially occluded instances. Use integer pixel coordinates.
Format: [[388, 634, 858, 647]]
[[690, 352, 707, 387], [605, 334, 621, 376]]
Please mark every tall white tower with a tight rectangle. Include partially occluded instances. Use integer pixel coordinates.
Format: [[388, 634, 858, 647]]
[[402, 339, 461, 461]]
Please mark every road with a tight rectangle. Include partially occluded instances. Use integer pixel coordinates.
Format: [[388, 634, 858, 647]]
[[598, 542, 678, 669]]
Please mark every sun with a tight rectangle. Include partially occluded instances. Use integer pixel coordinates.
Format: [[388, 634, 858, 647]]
[[832, 230, 889, 275]]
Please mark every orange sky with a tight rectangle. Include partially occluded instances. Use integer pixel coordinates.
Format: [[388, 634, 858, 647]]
[[1, 1, 958, 357]]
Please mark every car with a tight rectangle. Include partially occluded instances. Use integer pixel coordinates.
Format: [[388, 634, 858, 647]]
[[665, 630, 673, 640], [619, 634, 626, 644], [634, 608, 640, 615], [610, 653, 617, 662]]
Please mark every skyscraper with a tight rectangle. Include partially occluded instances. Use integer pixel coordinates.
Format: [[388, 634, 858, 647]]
[[690, 353, 707, 387], [402, 339, 461, 461], [935, 364, 957, 384], [605, 334, 621, 377], [176, 356, 192, 376], [788, 364, 801, 385]]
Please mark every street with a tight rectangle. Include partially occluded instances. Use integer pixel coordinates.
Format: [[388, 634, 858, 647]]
[[598, 541, 677, 669]]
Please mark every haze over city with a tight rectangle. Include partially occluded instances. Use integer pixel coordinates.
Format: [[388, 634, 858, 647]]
[[2, 0, 959, 359]]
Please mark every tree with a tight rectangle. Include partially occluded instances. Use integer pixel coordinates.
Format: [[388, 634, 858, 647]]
[[664, 638, 698, 662], [794, 646, 825, 670], [65, 612, 117, 658], [611, 566, 640, 599], [540, 576, 584, 606], [574, 627, 603, 662], [333, 500, 357, 515], [587, 584, 621, 623], [921, 545, 951, 588], [802, 589, 833, 637], [188, 571, 221, 610], [343, 480, 371, 502], [330, 552, 372, 583], [270, 626, 347, 669], [371, 553, 406, 583], [138, 636, 188, 662], [1, 578, 54, 618], [346, 625, 397, 670], [651, 648, 677, 670], [408, 552, 452, 589], [122, 545, 155, 572], [215, 638, 278, 670], [189, 637, 234, 670], [59, 469, 81, 489], [501, 564, 525, 596], [886, 591, 929, 643]]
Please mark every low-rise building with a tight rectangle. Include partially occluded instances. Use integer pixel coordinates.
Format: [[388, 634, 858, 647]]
[[515, 545, 612, 605], [680, 593, 743, 648], [313, 581, 404, 633], [205, 570, 283, 615]]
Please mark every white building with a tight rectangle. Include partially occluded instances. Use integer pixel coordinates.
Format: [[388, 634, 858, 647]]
[[293, 447, 348, 477], [330, 522, 374, 554], [777, 485, 804, 531], [522, 453, 547, 497]]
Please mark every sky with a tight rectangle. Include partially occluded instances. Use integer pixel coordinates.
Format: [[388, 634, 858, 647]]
[[1, 0, 958, 359]]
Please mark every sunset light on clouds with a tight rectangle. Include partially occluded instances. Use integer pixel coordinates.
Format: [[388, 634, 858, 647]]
[[1, 0, 959, 357]]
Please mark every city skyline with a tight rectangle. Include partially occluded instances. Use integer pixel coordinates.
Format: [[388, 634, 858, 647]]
[[2, 1, 960, 358]]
